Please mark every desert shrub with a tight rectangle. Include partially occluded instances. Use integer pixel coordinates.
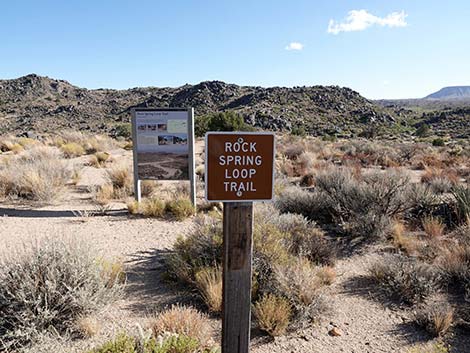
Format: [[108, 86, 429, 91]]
[[438, 243, 470, 297], [151, 305, 213, 349], [275, 186, 332, 223], [0, 238, 122, 350], [253, 294, 291, 337], [283, 142, 305, 160], [369, 255, 440, 305], [314, 168, 410, 239], [195, 111, 253, 137], [416, 124, 431, 137], [141, 198, 166, 218], [432, 138, 445, 147], [272, 212, 336, 265], [428, 177, 454, 194], [414, 302, 454, 337], [0, 147, 70, 201], [166, 207, 332, 328], [422, 216, 445, 237], [114, 123, 132, 139], [194, 266, 222, 313], [61, 142, 85, 158], [405, 183, 441, 221], [272, 258, 331, 324], [452, 185, 470, 223], [299, 172, 315, 187], [166, 197, 195, 221], [166, 215, 223, 283]]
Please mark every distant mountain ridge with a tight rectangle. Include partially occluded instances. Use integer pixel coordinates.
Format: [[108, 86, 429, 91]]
[[426, 86, 470, 99], [0, 74, 397, 137]]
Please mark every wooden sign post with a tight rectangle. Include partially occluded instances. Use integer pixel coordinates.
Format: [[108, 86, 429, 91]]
[[205, 132, 275, 353]]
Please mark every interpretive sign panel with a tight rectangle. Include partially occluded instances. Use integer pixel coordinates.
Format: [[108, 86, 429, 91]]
[[205, 132, 275, 202], [132, 108, 191, 180]]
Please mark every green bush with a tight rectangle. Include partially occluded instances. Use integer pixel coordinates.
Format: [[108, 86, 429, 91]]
[[115, 123, 132, 139], [195, 111, 254, 137], [0, 238, 123, 350], [415, 124, 431, 137], [432, 138, 445, 147]]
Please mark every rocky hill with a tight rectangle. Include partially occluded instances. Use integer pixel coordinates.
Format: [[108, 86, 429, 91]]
[[0, 74, 400, 137], [426, 86, 470, 99]]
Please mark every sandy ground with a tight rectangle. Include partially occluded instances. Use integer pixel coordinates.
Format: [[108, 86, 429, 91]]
[[0, 146, 465, 353]]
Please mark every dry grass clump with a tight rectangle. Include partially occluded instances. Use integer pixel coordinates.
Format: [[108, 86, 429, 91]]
[[0, 147, 70, 201], [75, 315, 101, 338], [166, 197, 195, 220], [0, 238, 123, 350], [194, 266, 222, 313], [438, 242, 470, 297], [54, 131, 116, 155], [253, 294, 291, 337], [414, 302, 454, 337], [369, 255, 440, 305], [98, 258, 126, 287], [107, 164, 132, 189], [141, 197, 166, 217], [127, 199, 140, 214], [0, 137, 24, 153], [422, 216, 445, 238], [61, 142, 86, 158], [106, 164, 133, 199], [151, 305, 213, 349], [391, 221, 419, 255], [88, 152, 111, 168], [86, 332, 205, 353], [93, 183, 114, 205], [140, 180, 159, 198]]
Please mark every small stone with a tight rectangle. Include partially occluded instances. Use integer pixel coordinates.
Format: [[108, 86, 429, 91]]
[[328, 327, 342, 336]]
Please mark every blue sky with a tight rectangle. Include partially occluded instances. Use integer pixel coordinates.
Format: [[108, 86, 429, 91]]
[[1, 0, 469, 99]]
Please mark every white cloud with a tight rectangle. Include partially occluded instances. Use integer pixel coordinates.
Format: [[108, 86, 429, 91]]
[[328, 10, 407, 35], [285, 42, 304, 51]]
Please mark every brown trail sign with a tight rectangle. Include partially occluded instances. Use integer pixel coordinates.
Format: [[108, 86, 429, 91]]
[[205, 132, 275, 353], [205, 132, 275, 202]]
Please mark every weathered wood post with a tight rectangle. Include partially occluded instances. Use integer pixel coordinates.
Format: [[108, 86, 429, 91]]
[[222, 202, 253, 353], [205, 132, 275, 353]]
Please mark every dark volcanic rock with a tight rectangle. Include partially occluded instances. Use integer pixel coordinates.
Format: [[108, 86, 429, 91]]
[[0, 74, 405, 136]]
